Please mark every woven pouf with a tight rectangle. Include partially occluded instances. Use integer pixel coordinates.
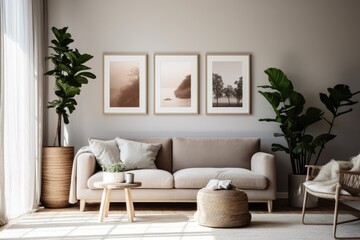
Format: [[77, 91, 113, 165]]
[[195, 188, 251, 228]]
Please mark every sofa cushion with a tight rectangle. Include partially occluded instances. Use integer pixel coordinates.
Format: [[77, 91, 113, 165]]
[[173, 168, 268, 190], [88, 169, 174, 189], [116, 138, 161, 170], [120, 137, 172, 172], [172, 137, 260, 172], [88, 138, 120, 166]]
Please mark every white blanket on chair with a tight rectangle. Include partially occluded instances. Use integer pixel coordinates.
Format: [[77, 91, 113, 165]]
[[303, 154, 360, 195]]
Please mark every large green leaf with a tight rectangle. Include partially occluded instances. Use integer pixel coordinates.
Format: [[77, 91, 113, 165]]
[[44, 70, 56, 76], [57, 64, 72, 74], [75, 76, 88, 84], [47, 100, 60, 108], [73, 65, 91, 73], [258, 91, 281, 109], [259, 118, 278, 122], [289, 91, 305, 108], [257, 85, 274, 89], [320, 93, 335, 115], [293, 141, 313, 154], [300, 107, 323, 128], [264, 68, 293, 99], [56, 80, 80, 97], [271, 143, 289, 153], [78, 53, 93, 64], [77, 72, 96, 79], [64, 51, 77, 64], [285, 91, 305, 117], [311, 134, 336, 148]]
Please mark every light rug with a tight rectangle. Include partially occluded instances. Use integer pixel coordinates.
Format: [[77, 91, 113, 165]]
[[0, 210, 359, 240]]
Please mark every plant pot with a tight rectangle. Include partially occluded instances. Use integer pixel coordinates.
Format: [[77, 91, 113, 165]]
[[103, 172, 125, 183], [288, 174, 318, 208], [41, 146, 74, 208]]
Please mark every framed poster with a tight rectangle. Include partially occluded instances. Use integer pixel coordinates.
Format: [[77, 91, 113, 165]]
[[154, 54, 199, 114], [206, 53, 251, 114], [103, 54, 147, 114]]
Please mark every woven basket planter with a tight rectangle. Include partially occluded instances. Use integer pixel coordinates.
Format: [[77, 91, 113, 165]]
[[41, 146, 74, 208], [196, 188, 251, 228]]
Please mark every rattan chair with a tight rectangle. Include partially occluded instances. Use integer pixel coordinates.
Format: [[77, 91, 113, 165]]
[[301, 165, 360, 239]]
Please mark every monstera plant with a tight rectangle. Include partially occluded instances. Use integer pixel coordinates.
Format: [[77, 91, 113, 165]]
[[45, 26, 96, 146], [42, 27, 96, 208], [258, 68, 359, 175]]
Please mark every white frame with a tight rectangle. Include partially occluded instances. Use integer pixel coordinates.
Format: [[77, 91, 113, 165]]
[[154, 54, 199, 114], [206, 53, 251, 114], [104, 54, 147, 114]]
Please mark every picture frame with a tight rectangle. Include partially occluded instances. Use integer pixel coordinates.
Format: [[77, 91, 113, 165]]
[[206, 53, 251, 114], [103, 54, 147, 114], [154, 54, 199, 114]]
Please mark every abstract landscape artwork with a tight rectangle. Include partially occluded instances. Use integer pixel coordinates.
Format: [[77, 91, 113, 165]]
[[154, 54, 198, 114], [104, 54, 147, 114], [206, 54, 250, 114]]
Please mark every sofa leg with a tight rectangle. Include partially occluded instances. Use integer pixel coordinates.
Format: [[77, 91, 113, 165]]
[[80, 199, 86, 212], [267, 200, 273, 213]]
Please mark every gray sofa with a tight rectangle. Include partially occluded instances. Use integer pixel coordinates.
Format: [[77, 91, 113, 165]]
[[75, 137, 276, 212]]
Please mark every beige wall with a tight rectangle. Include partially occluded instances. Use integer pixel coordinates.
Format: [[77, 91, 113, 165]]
[[47, 0, 360, 192]]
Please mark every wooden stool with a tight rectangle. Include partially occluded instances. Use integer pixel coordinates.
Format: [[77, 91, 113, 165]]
[[196, 188, 251, 228], [94, 181, 141, 223]]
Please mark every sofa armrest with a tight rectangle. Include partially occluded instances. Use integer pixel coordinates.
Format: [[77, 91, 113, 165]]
[[251, 152, 276, 196], [76, 153, 97, 195]]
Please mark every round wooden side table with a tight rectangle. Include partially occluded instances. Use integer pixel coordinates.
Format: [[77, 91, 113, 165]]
[[93, 181, 141, 223]]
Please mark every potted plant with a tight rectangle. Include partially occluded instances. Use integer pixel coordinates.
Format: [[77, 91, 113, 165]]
[[258, 68, 359, 207], [102, 162, 126, 183], [42, 27, 96, 208]]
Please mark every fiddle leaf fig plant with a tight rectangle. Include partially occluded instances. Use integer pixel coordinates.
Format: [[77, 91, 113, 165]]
[[258, 68, 359, 175], [45, 27, 96, 146]]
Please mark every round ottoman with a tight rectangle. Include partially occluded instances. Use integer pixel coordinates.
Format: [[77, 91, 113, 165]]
[[195, 188, 251, 228]]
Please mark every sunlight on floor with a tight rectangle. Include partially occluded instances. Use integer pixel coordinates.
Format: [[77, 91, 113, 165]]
[[0, 211, 359, 240]]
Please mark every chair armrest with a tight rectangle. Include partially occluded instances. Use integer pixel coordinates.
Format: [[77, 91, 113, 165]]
[[305, 165, 322, 181], [337, 170, 360, 195], [251, 152, 276, 191], [77, 153, 97, 192]]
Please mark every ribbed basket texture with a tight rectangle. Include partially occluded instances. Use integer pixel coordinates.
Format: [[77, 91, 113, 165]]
[[41, 146, 74, 208], [196, 188, 251, 228]]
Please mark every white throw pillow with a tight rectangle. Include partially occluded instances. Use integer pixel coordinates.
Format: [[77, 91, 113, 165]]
[[115, 137, 161, 170], [88, 138, 120, 166]]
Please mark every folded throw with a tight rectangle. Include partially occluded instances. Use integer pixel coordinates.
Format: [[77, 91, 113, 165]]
[[206, 179, 232, 190], [304, 156, 360, 195]]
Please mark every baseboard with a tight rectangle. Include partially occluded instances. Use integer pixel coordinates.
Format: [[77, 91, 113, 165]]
[[276, 192, 288, 199]]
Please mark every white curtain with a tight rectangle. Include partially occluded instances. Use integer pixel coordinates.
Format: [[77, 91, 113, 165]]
[[0, 0, 45, 223], [0, 0, 8, 227]]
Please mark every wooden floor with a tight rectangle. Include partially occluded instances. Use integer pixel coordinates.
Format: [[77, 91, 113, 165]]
[[39, 198, 359, 215]]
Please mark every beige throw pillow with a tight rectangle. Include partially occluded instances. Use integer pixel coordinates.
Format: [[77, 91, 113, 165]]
[[88, 138, 120, 166], [115, 137, 161, 170]]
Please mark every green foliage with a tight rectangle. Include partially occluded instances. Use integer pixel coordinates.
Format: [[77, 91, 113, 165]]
[[45, 27, 96, 146], [102, 162, 126, 172], [259, 68, 359, 175]]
